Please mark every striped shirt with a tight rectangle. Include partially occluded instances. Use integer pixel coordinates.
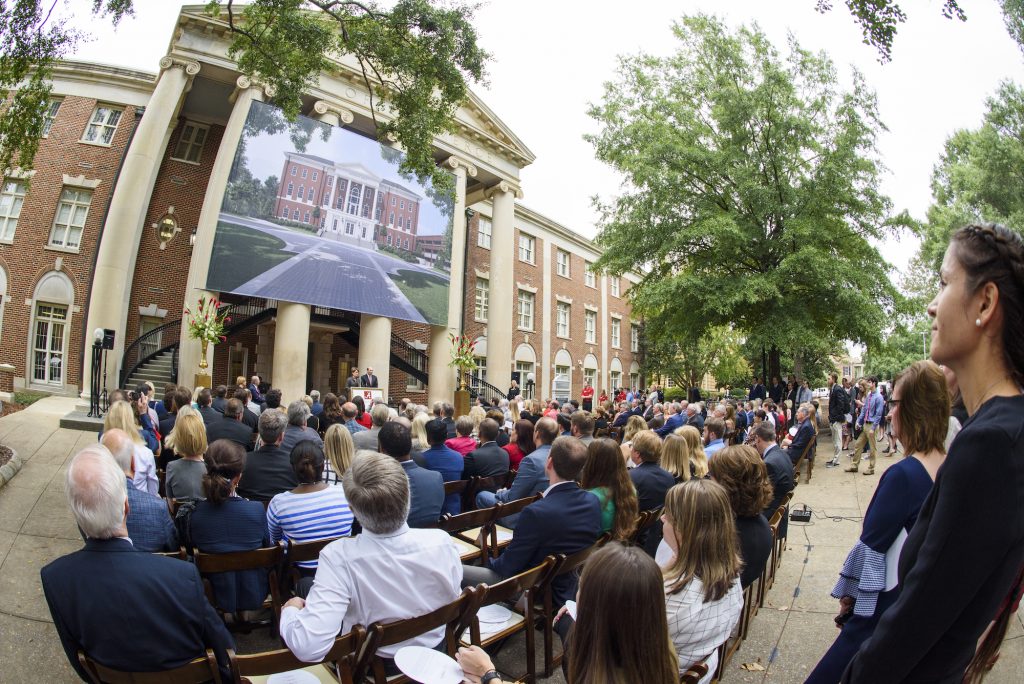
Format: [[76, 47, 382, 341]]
[[267, 487, 354, 568]]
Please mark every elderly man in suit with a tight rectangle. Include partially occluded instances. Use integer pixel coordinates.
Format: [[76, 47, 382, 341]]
[[238, 409, 298, 503], [753, 422, 794, 518], [462, 418, 510, 483], [461, 436, 602, 607], [784, 403, 817, 467], [100, 429, 177, 552], [360, 367, 379, 388], [654, 402, 686, 438], [378, 421, 444, 528], [352, 403, 390, 451], [41, 445, 234, 680]]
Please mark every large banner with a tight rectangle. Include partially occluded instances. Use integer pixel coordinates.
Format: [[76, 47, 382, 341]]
[[207, 100, 453, 326]]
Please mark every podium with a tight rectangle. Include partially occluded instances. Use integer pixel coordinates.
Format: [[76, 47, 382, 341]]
[[349, 387, 384, 405]]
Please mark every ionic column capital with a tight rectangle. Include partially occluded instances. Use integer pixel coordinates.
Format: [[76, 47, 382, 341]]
[[232, 75, 275, 102], [312, 100, 355, 125], [158, 55, 201, 77], [445, 155, 478, 178], [485, 180, 523, 200]]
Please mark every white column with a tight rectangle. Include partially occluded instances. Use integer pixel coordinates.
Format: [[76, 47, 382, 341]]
[[428, 156, 476, 402], [271, 302, 311, 403], [358, 314, 392, 399], [600, 274, 609, 394], [179, 76, 267, 385], [541, 236, 553, 401], [83, 55, 198, 397], [486, 182, 519, 391]]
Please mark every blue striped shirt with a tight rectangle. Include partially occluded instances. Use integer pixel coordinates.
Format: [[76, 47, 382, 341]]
[[267, 487, 354, 568]]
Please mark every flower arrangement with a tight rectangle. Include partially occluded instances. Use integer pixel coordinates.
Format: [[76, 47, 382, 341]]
[[448, 333, 477, 371], [185, 296, 230, 344]]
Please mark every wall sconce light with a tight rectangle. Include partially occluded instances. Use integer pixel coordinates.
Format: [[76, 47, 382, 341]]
[[465, 207, 476, 221], [154, 206, 179, 250], [190, 227, 197, 247]]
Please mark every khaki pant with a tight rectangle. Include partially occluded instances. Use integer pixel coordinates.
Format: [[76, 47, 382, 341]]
[[851, 424, 878, 470], [830, 421, 844, 458]]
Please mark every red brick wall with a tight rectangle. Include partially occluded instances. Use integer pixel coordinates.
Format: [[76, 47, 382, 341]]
[[0, 95, 140, 392]]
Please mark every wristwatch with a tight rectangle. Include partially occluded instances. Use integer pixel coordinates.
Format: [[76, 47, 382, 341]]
[[481, 670, 501, 684]]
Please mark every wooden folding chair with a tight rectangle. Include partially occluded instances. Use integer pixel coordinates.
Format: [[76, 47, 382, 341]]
[[627, 507, 662, 546], [792, 437, 817, 484], [715, 585, 752, 680], [463, 475, 501, 511], [460, 558, 557, 684], [193, 544, 285, 638], [489, 494, 542, 557], [228, 627, 363, 684], [283, 536, 342, 596], [540, 534, 611, 677], [154, 546, 188, 561], [77, 648, 229, 684], [437, 505, 500, 564], [352, 589, 479, 684], [760, 505, 785, 607], [680, 656, 710, 684]]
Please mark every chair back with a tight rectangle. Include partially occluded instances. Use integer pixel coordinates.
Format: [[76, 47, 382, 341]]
[[77, 648, 225, 684], [628, 507, 662, 545], [229, 628, 363, 684], [680, 657, 710, 684], [462, 558, 555, 642], [443, 479, 469, 497], [286, 536, 340, 567], [494, 493, 541, 520], [353, 590, 478, 684], [193, 544, 286, 628], [555, 533, 611, 581], [154, 546, 188, 561]]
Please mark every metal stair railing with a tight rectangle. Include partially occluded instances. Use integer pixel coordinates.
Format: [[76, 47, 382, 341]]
[[462, 370, 505, 404]]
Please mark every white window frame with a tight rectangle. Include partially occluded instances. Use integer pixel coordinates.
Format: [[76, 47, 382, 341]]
[[31, 302, 69, 386], [287, 182, 294, 197], [611, 317, 621, 349], [290, 166, 297, 176], [301, 168, 308, 179], [585, 310, 596, 344], [475, 277, 489, 321], [48, 187, 92, 251], [171, 121, 209, 164], [293, 209, 300, 220], [610, 277, 620, 297], [311, 171, 318, 181], [631, 325, 639, 353], [387, 234, 393, 246], [477, 217, 492, 249], [556, 302, 570, 338], [42, 99, 62, 137], [584, 367, 597, 389], [518, 233, 535, 264], [556, 249, 570, 278], [0, 179, 27, 243], [303, 211, 310, 223], [348, 183, 362, 215], [517, 290, 534, 331], [81, 105, 123, 146]]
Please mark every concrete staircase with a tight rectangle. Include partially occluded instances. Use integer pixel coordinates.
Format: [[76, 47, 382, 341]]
[[124, 349, 176, 389]]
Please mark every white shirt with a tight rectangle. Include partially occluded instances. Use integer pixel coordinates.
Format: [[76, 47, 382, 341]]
[[279, 524, 462, 661], [542, 480, 572, 497], [664, 576, 743, 684], [131, 443, 159, 497]]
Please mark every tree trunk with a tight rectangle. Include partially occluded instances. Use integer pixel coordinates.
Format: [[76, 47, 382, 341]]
[[793, 349, 805, 381], [769, 345, 781, 381]]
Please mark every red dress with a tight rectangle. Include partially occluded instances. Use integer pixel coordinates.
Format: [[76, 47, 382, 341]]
[[503, 443, 526, 471], [355, 412, 372, 429]]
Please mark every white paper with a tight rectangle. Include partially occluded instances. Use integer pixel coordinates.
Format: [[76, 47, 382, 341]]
[[564, 600, 578, 621], [266, 670, 323, 684], [394, 646, 464, 684], [884, 527, 908, 591]]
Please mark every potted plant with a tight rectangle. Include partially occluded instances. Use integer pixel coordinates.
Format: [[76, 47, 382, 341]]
[[448, 333, 477, 390], [185, 296, 229, 370]]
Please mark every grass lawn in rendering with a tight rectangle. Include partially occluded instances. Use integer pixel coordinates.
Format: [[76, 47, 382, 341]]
[[389, 268, 449, 325], [207, 220, 297, 292]]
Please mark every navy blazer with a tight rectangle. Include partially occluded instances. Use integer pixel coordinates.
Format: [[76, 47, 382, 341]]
[[402, 459, 445, 528], [422, 445, 465, 515], [198, 405, 221, 427], [462, 442, 510, 482], [762, 445, 794, 519], [490, 481, 602, 606], [204, 416, 254, 450], [629, 462, 677, 556], [655, 412, 685, 437], [41, 537, 234, 681], [786, 420, 816, 464], [125, 477, 177, 552], [238, 445, 298, 502]]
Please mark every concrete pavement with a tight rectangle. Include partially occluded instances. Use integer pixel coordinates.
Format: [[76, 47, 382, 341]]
[[0, 398, 1020, 682]]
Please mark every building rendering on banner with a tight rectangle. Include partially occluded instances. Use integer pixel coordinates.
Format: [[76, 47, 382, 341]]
[[0, 4, 641, 414]]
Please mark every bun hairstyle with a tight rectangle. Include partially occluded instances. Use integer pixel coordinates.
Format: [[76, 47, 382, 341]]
[[202, 440, 246, 505], [290, 440, 325, 485], [951, 223, 1024, 385]]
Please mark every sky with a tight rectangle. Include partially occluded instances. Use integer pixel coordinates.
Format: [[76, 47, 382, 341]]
[[61, 1, 1024, 278]]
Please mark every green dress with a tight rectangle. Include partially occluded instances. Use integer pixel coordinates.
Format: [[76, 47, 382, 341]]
[[589, 486, 615, 534]]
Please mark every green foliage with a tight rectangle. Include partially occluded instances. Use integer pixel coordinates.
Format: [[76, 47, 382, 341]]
[[920, 82, 1024, 270], [813, 1, 966, 61], [12, 390, 46, 406], [663, 386, 687, 402], [589, 16, 903, 373], [641, 319, 750, 392]]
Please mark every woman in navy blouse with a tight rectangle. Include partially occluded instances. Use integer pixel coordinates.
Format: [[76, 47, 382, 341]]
[[807, 361, 948, 683]]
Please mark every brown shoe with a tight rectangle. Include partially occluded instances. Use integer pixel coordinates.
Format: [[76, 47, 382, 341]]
[[844, 466, 858, 473], [863, 468, 875, 476]]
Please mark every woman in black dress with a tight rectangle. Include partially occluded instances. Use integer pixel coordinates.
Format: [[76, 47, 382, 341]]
[[844, 224, 1024, 683]]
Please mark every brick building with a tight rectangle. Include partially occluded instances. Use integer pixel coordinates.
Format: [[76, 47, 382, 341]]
[[0, 5, 640, 412]]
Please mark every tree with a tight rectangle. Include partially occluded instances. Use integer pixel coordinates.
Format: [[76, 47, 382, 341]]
[[920, 81, 1024, 270], [641, 319, 750, 392], [589, 15, 904, 382], [0, 0, 487, 191]]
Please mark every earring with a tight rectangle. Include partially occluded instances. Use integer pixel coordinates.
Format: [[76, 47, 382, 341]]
[[976, 318, 982, 327]]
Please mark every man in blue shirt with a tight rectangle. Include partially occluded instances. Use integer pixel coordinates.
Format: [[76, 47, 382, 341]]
[[476, 418, 558, 527], [422, 419, 467, 515], [846, 376, 884, 475], [704, 418, 727, 458]]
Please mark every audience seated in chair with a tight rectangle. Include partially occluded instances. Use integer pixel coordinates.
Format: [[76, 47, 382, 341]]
[[204, 398, 255, 451], [280, 451, 462, 668], [238, 409, 298, 502], [41, 444, 234, 680], [379, 421, 445, 528], [445, 416, 478, 457], [422, 418, 467, 515], [707, 446, 774, 590], [580, 438, 639, 541], [628, 429, 676, 556], [475, 417, 557, 519], [281, 400, 324, 454], [101, 429, 178, 552], [462, 418, 510, 483], [164, 413, 209, 500]]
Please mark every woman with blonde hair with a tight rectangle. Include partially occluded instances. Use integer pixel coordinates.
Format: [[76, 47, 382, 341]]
[[661, 434, 692, 483], [164, 413, 209, 499], [619, 414, 648, 464], [675, 425, 708, 478], [322, 423, 354, 486], [103, 400, 158, 496], [661, 480, 743, 681], [468, 405, 487, 436], [410, 411, 431, 462]]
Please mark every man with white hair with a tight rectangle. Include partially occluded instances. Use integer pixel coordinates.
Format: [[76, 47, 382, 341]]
[[100, 429, 177, 552], [41, 445, 233, 679], [281, 400, 324, 453], [280, 451, 461, 669], [353, 402, 391, 451]]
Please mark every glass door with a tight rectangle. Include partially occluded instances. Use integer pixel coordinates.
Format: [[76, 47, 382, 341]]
[[33, 303, 67, 385]]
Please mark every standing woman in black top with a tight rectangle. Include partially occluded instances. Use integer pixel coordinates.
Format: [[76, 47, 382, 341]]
[[844, 223, 1024, 683]]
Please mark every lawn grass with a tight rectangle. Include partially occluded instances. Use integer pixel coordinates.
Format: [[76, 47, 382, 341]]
[[389, 268, 449, 325], [207, 220, 297, 292]]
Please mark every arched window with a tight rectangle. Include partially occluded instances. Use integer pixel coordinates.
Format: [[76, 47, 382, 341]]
[[30, 271, 74, 387]]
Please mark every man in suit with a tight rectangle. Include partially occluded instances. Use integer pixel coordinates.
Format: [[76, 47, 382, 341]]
[[749, 376, 767, 402], [784, 403, 816, 467], [655, 402, 686, 438], [280, 400, 323, 454], [422, 419, 466, 515], [204, 398, 254, 450], [158, 386, 192, 441], [463, 418, 510, 483], [379, 421, 444, 528], [238, 409, 297, 502], [360, 366, 379, 388], [211, 385, 228, 413], [41, 445, 234, 680], [610, 401, 632, 428], [461, 436, 602, 607], [352, 403, 390, 450], [685, 403, 705, 432], [754, 422, 794, 520], [647, 403, 666, 430], [628, 429, 677, 556], [570, 411, 596, 446], [233, 388, 260, 433], [101, 429, 177, 552], [196, 388, 220, 427], [248, 375, 264, 405], [475, 417, 557, 516]]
